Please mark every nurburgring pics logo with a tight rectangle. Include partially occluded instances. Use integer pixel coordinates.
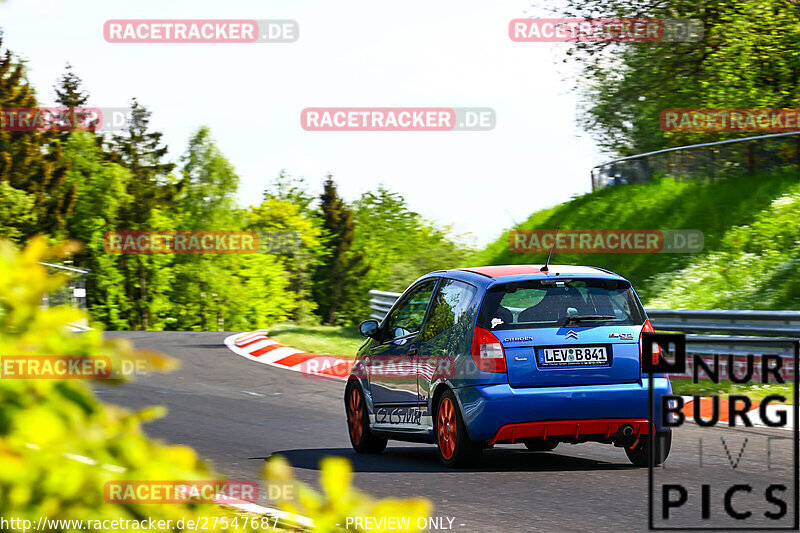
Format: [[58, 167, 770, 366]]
[[662, 109, 800, 133], [300, 108, 495, 131], [104, 20, 298, 43], [644, 334, 799, 530], [509, 18, 703, 42], [509, 229, 704, 253]]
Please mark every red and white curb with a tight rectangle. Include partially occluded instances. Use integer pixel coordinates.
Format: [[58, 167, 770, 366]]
[[224, 330, 354, 380], [679, 396, 794, 431]]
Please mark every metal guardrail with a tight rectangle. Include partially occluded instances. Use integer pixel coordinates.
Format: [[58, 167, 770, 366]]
[[368, 290, 800, 339], [591, 131, 800, 190], [39, 262, 91, 331], [369, 290, 402, 321], [646, 309, 800, 337]]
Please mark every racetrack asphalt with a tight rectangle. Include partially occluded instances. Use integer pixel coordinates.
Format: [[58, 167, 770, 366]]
[[99, 332, 798, 532]]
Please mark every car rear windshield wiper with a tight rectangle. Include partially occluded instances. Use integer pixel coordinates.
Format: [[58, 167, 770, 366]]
[[564, 314, 616, 324]]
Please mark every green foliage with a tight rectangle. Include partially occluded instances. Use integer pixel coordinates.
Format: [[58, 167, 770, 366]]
[[561, 0, 800, 153], [265, 455, 432, 533], [648, 179, 800, 309], [474, 168, 800, 304], [346, 186, 473, 322], [672, 379, 794, 401], [61, 131, 131, 329], [263, 170, 316, 215], [313, 176, 368, 325], [0, 27, 472, 331], [0, 238, 228, 531], [54, 63, 90, 109], [0, 238, 432, 531], [177, 127, 240, 231], [0, 36, 70, 237], [0, 180, 35, 242], [247, 197, 325, 324]]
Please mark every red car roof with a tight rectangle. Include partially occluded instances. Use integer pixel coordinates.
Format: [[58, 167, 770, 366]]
[[457, 265, 542, 278]]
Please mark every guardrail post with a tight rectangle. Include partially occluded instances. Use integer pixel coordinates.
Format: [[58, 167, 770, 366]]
[[796, 135, 800, 172], [747, 142, 756, 174], [708, 148, 714, 182]]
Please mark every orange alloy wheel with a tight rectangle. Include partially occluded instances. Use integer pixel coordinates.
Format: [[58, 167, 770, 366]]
[[348, 387, 363, 444], [438, 397, 457, 460]]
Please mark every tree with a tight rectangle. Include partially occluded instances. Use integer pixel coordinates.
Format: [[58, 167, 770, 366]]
[[346, 185, 472, 320], [0, 35, 70, 237], [0, 181, 35, 242], [561, 0, 800, 154], [53, 63, 97, 139], [263, 170, 316, 214], [312, 175, 368, 324], [171, 127, 243, 331], [110, 98, 179, 329], [177, 126, 240, 230], [247, 197, 324, 323], [54, 63, 90, 108], [61, 131, 131, 328]]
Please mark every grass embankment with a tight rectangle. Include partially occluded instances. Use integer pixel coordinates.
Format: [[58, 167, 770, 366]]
[[268, 324, 365, 356], [671, 380, 794, 401], [474, 168, 800, 307], [476, 168, 800, 397]]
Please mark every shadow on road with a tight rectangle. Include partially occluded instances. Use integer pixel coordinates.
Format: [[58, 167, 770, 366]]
[[253, 446, 638, 473]]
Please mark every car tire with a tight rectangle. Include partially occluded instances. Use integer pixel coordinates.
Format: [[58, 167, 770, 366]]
[[625, 431, 671, 467], [435, 390, 482, 468], [523, 440, 559, 452], [346, 383, 387, 454]]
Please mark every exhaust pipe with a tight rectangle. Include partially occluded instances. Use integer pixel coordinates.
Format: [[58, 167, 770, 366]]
[[620, 424, 634, 437]]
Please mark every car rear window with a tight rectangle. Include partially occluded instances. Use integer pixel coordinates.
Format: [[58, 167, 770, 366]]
[[478, 278, 645, 330]]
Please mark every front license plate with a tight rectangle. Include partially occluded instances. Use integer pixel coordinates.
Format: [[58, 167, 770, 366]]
[[539, 346, 609, 367]]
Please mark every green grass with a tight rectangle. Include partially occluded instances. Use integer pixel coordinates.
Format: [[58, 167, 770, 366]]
[[267, 324, 366, 356], [672, 379, 794, 401], [473, 168, 800, 309]]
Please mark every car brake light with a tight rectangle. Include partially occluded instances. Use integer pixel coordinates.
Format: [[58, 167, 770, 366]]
[[639, 319, 661, 368], [470, 326, 507, 373]]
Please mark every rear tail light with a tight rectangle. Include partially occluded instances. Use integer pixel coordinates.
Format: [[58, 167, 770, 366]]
[[639, 319, 661, 368], [470, 326, 507, 373]]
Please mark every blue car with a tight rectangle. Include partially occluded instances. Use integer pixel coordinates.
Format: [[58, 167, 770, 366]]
[[345, 265, 672, 467]]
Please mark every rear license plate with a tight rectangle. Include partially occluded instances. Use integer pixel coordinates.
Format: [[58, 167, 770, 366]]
[[539, 346, 609, 367]]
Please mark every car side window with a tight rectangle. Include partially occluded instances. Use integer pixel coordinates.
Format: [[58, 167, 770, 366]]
[[382, 280, 437, 341], [421, 279, 477, 342]]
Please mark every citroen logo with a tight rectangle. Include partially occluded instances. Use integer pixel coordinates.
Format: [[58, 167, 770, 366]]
[[565, 330, 579, 340]]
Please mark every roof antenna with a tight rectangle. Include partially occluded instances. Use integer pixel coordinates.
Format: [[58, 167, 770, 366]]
[[540, 226, 560, 273]]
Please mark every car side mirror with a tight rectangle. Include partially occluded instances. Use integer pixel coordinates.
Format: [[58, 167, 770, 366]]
[[359, 319, 380, 338]]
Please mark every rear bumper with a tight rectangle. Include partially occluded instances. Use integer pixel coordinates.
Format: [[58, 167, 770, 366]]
[[487, 418, 650, 446], [453, 378, 672, 441]]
